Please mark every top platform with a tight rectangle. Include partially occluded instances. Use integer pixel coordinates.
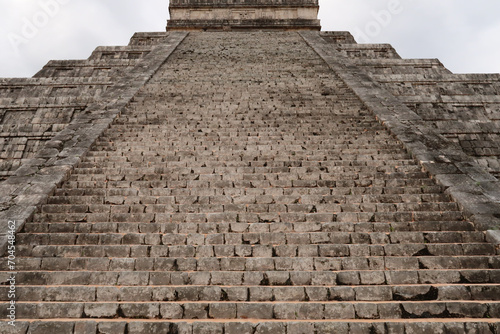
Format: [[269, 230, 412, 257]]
[[167, 0, 320, 31]]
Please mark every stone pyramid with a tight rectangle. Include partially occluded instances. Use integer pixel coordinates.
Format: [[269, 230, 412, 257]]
[[1, 1, 500, 333]]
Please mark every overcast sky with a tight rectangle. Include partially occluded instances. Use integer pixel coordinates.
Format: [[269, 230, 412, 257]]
[[0, 0, 499, 78]]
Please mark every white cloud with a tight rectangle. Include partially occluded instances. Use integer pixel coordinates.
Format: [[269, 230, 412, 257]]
[[0, 0, 499, 77]]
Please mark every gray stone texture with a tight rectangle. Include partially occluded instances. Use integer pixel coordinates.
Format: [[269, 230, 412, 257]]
[[0, 3, 500, 330]]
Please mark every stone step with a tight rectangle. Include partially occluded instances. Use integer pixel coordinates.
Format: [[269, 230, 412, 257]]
[[350, 58, 449, 71], [93, 129, 397, 137], [2, 319, 500, 334], [96, 133, 398, 142], [99, 132, 394, 139], [76, 159, 419, 168], [22, 221, 476, 235], [54, 184, 447, 195], [92, 137, 405, 146], [0, 86, 107, 100], [88, 46, 152, 61], [2, 284, 499, 302], [96, 124, 386, 132], [334, 43, 401, 60], [0, 76, 113, 86], [33, 59, 140, 78], [2, 301, 500, 320], [83, 142, 407, 149], [65, 173, 435, 183], [79, 160, 421, 170], [17, 239, 496, 257], [80, 152, 414, 161], [58, 176, 441, 187], [0, 96, 94, 106], [128, 31, 169, 46], [401, 94, 500, 104], [33, 210, 465, 224], [14, 243, 496, 259], [94, 128, 392, 136], [79, 147, 408, 155], [111, 115, 385, 122], [45, 193, 453, 205], [39, 202, 460, 215], [2, 269, 498, 286], [69, 165, 424, 176], [5, 318, 500, 334], [16, 231, 486, 246], [85, 138, 404, 147], [110, 111, 377, 118], [3, 255, 499, 272], [0, 83, 111, 100]]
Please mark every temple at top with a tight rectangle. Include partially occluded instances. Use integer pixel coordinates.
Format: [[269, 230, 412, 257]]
[[167, 0, 321, 30]]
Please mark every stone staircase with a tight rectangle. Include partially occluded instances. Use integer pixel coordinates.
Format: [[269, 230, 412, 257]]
[[1, 31, 500, 333]]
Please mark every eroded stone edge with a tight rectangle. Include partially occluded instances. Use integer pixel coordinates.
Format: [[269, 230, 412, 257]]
[[300, 31, 500, 234], [0, 32, 189, 256]]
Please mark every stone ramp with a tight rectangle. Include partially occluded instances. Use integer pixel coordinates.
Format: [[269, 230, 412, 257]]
[[1, 32, 500, 332]]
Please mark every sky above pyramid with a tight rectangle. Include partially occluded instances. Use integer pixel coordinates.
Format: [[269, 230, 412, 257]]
[[0, 0, 499, 77]]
